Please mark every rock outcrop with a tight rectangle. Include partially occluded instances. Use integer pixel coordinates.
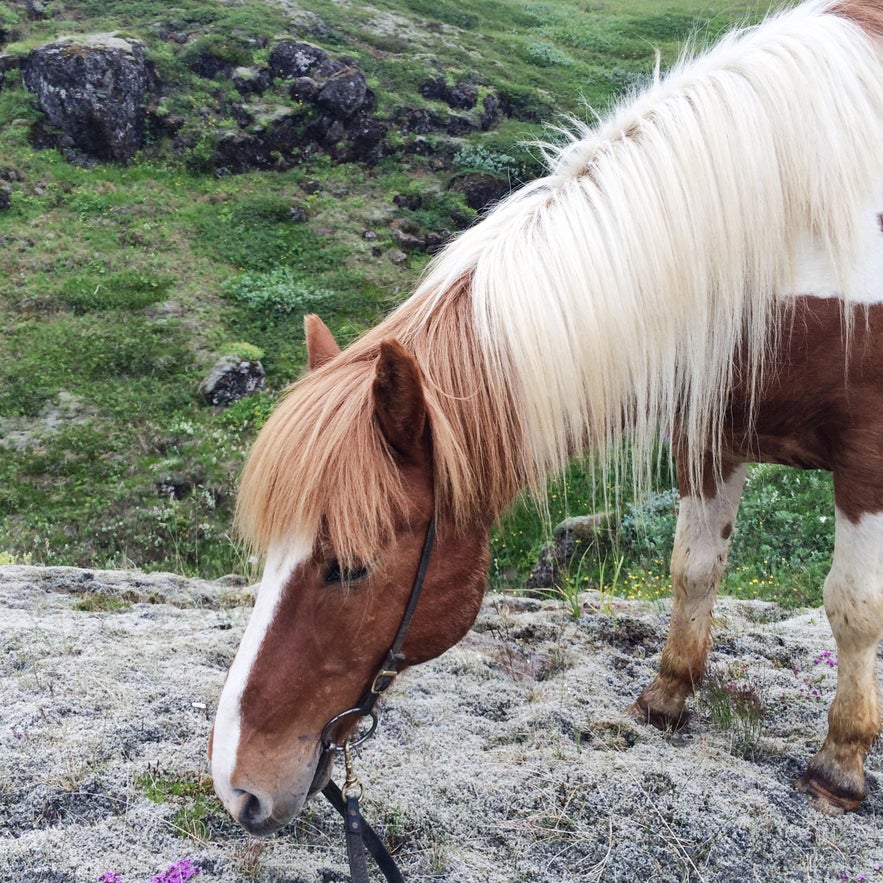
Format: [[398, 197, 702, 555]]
[[21, 33, 155, 163]]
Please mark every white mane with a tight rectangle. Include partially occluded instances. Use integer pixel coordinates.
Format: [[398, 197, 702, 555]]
[[406, 0, 883, 497]]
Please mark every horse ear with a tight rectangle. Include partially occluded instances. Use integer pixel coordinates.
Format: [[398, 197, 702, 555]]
[[373, 340, 428, 463], [304, 314, 341, 370]]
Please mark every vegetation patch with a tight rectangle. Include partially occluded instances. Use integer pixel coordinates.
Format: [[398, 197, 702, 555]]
[[136, 770, 223, 842], [72, 591, 132, 613]]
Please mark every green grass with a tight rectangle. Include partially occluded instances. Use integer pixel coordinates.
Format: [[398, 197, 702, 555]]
[[135, 770, 223, 841], [495, 463, 834, 609], [0, 0, 828, 606]]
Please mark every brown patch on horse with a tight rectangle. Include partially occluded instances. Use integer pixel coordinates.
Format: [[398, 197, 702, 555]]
[[722, 297, 883, 522], [830, 0, 883, 36], [878, 213, 883, 235], [304, 314, 341, 371]]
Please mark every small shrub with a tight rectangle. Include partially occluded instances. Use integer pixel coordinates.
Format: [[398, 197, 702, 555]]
[[217, 391, 277, 435], [620, 489, 678, 562], [136, 771, 221, 843], [222, 341, 265, 361], [522, 39, 574, 67], [57, 269, 173, 313], [453, 144, 518, 177], [222, 267, 336, 315]]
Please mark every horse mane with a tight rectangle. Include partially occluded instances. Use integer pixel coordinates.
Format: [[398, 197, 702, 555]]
[[237, 0, 883, 561]]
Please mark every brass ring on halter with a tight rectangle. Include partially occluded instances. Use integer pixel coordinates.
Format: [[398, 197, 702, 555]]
[[320, 707, 379, 752]]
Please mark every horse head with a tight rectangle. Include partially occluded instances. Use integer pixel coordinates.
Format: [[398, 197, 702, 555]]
[[209, 316, 491, 835]]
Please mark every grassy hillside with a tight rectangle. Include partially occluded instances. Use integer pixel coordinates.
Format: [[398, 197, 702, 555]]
[[0, 0, 834, 605]]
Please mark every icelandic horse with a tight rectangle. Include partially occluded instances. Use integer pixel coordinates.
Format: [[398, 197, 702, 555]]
[[210, 0, 883, 836]]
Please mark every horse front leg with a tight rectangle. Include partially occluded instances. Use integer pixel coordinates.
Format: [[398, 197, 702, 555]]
[[796, 506, 883, 814], [629, 461, 747, 729]]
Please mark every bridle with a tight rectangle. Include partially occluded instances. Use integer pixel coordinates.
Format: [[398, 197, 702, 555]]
[[317, 515, 437, 883]]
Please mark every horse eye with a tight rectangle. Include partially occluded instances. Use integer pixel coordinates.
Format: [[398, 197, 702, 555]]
[[323, 560, 370, 585]]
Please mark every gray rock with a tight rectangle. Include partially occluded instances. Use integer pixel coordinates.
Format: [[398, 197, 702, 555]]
[[232, 65, 270, 96], [21, 34, 154, 163], [554, 512, 614, 540], [198, 356, 265, 407], [446, 80, 478, 110], [316, 68, 367, 118], [269, 39, 327, 79], [449, 171, 509, 211]]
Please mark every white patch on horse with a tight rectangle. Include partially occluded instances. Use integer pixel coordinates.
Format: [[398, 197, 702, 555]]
[[824, 509, 883, 646], [790, 202, 883, 304], [672, 464, 747, 619], [211, 536, 312, 806]]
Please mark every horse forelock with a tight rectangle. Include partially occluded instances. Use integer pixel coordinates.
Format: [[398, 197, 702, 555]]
[[235, 357, 410, 567]]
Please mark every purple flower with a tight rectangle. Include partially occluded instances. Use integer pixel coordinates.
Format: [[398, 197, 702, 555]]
[[99, 874, 123, 883], [145, 859, 201, 883], [814, 650, 838, 667]]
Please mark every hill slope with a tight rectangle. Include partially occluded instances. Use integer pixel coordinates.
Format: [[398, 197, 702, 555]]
[[1, 0, 821, 598]]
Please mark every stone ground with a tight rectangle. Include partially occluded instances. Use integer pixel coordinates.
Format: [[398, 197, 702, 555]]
[[0, 565, 881, 883]]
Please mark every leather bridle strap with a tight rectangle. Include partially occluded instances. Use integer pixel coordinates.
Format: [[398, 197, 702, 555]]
[[322, 780, 405, 883], [319, 516, 437, 883]]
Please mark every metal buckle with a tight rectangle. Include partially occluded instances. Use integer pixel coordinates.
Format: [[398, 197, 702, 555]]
[[370, 668, 398, 695]]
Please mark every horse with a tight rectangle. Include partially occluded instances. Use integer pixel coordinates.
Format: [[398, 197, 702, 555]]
[[210, 0, 883, 838]]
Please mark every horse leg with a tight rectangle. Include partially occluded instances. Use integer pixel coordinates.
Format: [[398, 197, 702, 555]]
[[796, 506, 883, 814], [629, 461, 747, 729]]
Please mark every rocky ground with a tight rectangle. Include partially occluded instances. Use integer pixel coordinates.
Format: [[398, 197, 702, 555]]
[[1, 565, 881, 883]]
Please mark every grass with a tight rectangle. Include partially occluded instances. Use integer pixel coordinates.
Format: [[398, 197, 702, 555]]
[[0, 0, 832, 606], [701, 662, 767, 759], [135, 770, 222, 842], [73, 592, 132, 613]]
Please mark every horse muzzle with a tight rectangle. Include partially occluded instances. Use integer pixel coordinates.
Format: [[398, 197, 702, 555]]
[[213, 741, 329, 837]]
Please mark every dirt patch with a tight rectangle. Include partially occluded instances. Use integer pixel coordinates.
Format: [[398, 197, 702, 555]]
[[1, 565, 880, 882]]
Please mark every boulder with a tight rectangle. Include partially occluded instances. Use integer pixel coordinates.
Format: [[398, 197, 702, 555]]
[[198, 356, 266, 407], [395, 106, 441, 136], [269, 40, 327, 79], [480, 93, 501, 130], [21, 34, 154, 162], [316, 68, 368, 118], [188, 50, 230, 79], [390, 217, 425, 252], [449, 172, 508, 211], [232, 65, 270, 97], [419, 76, 447, 100], [446, 81, 478, 110], [290, 76, 321, 103]]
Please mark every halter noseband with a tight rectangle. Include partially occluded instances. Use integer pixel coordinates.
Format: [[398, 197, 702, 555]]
[[318, 515, 437, 883]]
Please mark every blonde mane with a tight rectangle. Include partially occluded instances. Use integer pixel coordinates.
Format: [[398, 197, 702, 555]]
[[237, 0, 883, 562]]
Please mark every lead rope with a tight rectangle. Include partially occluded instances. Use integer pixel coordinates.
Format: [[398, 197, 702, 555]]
[[319, 517, 437, 883]]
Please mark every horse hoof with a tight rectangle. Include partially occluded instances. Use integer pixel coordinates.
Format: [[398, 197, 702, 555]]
[[627, 700, 691, 732], [794, 773, 865, 816]]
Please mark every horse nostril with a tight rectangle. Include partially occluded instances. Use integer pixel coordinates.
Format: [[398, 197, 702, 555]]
[[238, 791, 266, 829]]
